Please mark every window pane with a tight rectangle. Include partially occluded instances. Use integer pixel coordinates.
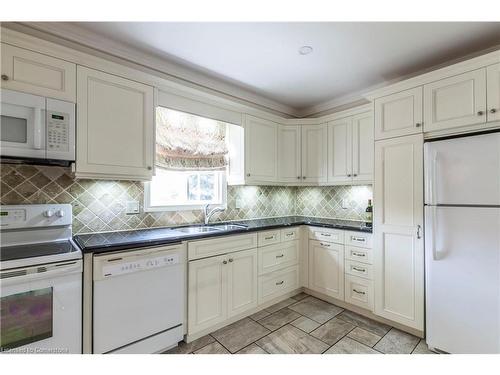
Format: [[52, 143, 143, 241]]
[[187, 174, 200, 201], [200, 173, 215, 201]]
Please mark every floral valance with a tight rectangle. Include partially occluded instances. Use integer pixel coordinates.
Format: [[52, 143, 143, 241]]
[[156, 107, 229, 171]]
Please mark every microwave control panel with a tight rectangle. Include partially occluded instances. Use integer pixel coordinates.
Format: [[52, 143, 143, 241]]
[[47, 111, 69, 151]]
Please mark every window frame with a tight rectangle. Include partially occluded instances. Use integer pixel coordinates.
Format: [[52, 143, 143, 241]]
[[144, 169, 227, 212]]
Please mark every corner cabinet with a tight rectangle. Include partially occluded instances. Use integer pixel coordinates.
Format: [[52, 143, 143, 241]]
[[327, 112, 373, 184], [278, 125, 302, 183], [373, 134, 424, 330], [76, 66, 154, 180], [244, 115, 278, 183]]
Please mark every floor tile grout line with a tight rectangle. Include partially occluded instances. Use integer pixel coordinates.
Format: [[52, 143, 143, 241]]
[[320, 325, 358, 354]]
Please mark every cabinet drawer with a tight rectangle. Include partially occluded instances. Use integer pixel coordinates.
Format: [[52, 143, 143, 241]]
[[344, 231, 372, 248], [345, 246, 373, 265], [258, 230, 281, 247], [281, 227, 300, 242], [258, 240, 299, 275], [258, 266, 299, 304], [345, 260, 373, 280], [345, 275, 374, 311], [308, 227, 344, 244], [188, 233, 258, 260]]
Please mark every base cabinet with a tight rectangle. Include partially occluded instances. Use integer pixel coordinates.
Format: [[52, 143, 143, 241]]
[[308, 240, 344, 300], [227, 249, 258, 318]]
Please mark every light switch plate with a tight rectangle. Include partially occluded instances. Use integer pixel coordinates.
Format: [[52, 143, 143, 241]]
[[126, 200, 140, 215]]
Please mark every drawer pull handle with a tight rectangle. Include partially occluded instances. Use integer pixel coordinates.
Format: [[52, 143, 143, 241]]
[[319, 242, 331, 247], [276, 254, 284, 258], [352, 238, 366, 242], [353, 289, 366, 295], [265, 236, 275, 240], [276, 280, 284, 285], [352, 266, 366, 272], [285, 233, 294, 236], [352, 252, 366, 257], [320, 233, 331, 237]]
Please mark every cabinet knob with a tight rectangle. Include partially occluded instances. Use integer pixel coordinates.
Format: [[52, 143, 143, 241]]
[[246, 173, 250, 177], [297, 176, 301, 179], [415, 122, 422, 127], [477, 111, 484, 116], [228, 258, 233, 262], [302, 176, 306, 180], [353, 174, 358, 177], [1, 74, 9, 81], [222, 260, 227, 265], [490, 109, 497, 114], [347, 174, 352, 177], [147, 166, 152, 170]]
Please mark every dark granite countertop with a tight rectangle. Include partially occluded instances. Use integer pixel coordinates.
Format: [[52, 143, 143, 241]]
[[73, 216, 372, 254]]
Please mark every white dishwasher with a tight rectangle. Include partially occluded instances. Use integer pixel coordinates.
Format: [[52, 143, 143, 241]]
[[92, 244, 185, 354]]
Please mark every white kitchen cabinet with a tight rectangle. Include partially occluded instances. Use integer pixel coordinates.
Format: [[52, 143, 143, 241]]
[[327, 112, 373, 184], [226, 123, 245, 185], [308, 240, 344, 300], [1, 43, 76, 102], [327, 117, 352, 184], [373, 134, 424, 330], [374, 87, 423, 140], [352, 112, 374, 182], [244, 115, 278, 183], [301, 124, 328, 183], [278, 125, 302, 183], [188, 254, 227, 335], [227, 248, 258, 318], [487, 63, 500, 123], [423, 69, 487, 133], [76, 66, 154, 180]]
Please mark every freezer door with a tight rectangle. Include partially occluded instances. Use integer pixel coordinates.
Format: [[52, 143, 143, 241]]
[[424, 132, 500, 205], [425, 206, 500, 353]]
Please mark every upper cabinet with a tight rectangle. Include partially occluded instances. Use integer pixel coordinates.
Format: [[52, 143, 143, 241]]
[[328, 112, 374, 184], [76, 66, 154, 180], [487, 63, 500, 123], [423, 69, 487, 133], [1, 43, 76, 102], [374, 87, 423, 140], [278, 125, 302, 183], [244, 115, 278, 183], [301, 124, 328, 184]]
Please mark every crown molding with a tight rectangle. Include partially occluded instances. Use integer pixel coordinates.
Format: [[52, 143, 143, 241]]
[[9, 22, 301, 118]]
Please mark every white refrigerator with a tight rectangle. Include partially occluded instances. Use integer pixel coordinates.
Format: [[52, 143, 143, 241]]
[[424, 131, 500, 354]]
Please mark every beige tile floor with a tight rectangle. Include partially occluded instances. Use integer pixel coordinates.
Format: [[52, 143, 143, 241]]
[[165, 292, 434, 354]]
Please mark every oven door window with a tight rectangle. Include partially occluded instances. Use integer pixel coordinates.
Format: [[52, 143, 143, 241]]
[[0, 287, 53, 350]]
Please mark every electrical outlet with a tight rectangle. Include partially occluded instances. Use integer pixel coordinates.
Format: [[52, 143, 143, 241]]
[[235, 198, 244, 209], [126, 200, 140, 215], [341, 199, 348, 209]]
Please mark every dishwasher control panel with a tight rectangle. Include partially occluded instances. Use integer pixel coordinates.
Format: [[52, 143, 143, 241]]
[[101, 253, 180, 278]]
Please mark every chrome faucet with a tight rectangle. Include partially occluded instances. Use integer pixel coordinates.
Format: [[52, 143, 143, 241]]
[[204, 204, 225, 225]]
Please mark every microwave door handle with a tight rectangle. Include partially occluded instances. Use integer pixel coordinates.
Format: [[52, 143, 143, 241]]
[[33, 106, 43, 150]]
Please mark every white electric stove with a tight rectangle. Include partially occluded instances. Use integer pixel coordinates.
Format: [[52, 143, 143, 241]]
[[0, 204, 82, 354]]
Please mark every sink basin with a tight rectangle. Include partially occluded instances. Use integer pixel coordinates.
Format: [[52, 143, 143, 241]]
[[175, 226, 223, 234], [210, 224, 248, 231]]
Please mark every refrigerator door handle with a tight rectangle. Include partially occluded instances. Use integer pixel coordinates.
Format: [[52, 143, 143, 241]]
[[427, 206, 440, 261], [425, 145, 438, 205]]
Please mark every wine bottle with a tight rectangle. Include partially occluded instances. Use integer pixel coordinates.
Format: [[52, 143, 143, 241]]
[[365, 199, 373, 227]]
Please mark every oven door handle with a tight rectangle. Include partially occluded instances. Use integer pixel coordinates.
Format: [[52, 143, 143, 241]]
[[0, 260, 82, 286], [33, 106, 44, 150]]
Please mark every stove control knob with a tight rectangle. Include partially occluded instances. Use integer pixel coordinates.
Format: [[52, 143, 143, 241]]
[[44, 209, 54, 218], [55, 210, 65, 218]]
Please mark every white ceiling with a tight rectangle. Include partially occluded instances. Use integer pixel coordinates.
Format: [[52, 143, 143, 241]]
[[31, 22, 500, 115]]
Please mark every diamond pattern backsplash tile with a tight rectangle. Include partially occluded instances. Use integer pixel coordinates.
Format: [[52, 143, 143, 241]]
[[0, 164, 372, 234]]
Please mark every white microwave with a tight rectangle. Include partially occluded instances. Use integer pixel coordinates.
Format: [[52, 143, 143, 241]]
[[1, 89, 75, 165]]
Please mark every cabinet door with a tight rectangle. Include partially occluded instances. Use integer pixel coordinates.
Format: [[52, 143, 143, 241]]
[[188, 254, 227, 335], [352, 112, 374, 183], [423, 69, 487, 132], [374, 87, 423, 140], [76, 66, 154, 180], [373, 134, 424, 330], [327, 117, 352, 184], [278, 125, 302, 183], [308, 240, 344, 300], [244, 115, 278, 183], [227, 248, 258, 318], [487, 63, 500, 123], [1, 43, 76, 102], [301, 124, 328, 183]]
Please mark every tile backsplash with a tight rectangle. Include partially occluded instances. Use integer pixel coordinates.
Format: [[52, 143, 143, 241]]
[[0, 164, 372, 234]]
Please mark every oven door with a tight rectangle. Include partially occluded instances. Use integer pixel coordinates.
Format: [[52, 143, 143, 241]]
[[1, 89, 46, 159], [0, 260, 82, 354]]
